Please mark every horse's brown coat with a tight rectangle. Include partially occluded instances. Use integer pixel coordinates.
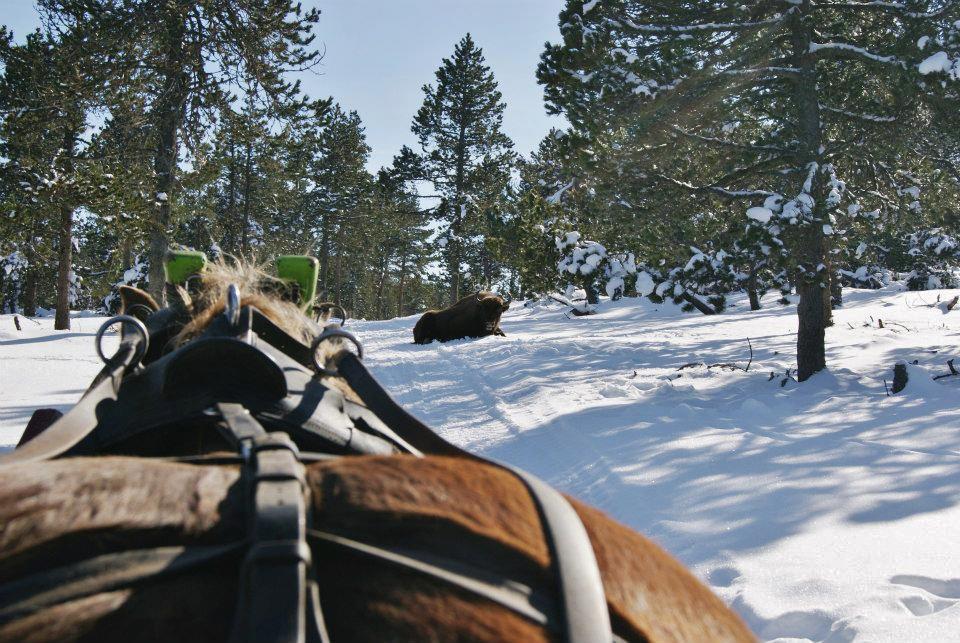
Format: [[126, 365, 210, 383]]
[[0, 456, 754, 642], [413, 292, 510, 344]]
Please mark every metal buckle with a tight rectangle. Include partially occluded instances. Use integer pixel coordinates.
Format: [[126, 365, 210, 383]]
[[225, 283, 241, 328], [95, 314, 149, 367], [314, 303, 347, 327], [311, 326, 363, 376]]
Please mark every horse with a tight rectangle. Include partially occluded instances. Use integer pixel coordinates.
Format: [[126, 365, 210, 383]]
[[0, 261, 754, 643]]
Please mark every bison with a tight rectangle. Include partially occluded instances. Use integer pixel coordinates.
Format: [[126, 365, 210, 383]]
[[413, 291, 510, 344]]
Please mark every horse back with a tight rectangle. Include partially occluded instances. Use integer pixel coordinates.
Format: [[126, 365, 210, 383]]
[[0, 455, 753, 642]]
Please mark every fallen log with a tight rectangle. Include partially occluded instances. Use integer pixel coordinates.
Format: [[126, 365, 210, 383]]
[[548, 293, 596, 316], [932, 358, 959, 381]]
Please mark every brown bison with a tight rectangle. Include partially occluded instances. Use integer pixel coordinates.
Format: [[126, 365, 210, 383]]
[[413, 291, 510, 344]]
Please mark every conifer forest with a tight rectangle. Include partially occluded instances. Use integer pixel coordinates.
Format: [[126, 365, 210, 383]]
[[2, 1, 960, 382]]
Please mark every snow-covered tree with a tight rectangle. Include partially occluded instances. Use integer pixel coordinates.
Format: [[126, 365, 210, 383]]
[[905, 227, 960, 290], [538, 0, 960, 380], [0, 249, 28, 314]]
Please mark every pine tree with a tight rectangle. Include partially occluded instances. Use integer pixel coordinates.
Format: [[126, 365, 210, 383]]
[[304, 104, 372, 302], [538, 0, 960, 381], [0, 28, 100, 329], [38, 0, 321, 303], [412, 33, 514, 304]]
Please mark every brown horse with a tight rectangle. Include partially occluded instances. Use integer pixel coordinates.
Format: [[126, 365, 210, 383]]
[[0, 263, 754, 642]]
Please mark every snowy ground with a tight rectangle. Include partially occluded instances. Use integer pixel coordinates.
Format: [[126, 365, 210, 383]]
[[1, 285, 959, 642]]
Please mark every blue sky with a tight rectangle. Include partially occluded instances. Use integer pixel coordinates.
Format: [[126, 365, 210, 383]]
[[1, 0, 567, 171]]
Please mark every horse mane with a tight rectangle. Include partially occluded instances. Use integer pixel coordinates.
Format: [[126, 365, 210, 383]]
[[172, 259, 320, 348]]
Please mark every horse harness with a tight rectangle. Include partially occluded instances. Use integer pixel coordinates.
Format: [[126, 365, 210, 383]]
[[0, 289, 616, 643]]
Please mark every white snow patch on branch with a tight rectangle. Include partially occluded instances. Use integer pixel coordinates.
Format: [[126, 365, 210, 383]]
[[918, 51, 960, 79], [809, 41, 901, 65], [547, 179, 575, 204]]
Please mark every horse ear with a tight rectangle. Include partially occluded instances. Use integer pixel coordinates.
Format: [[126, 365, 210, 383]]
[[119, 285, 160, 322]]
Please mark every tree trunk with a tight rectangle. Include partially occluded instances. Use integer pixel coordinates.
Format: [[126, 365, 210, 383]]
[[790, 2, 829, 382], [822, 280, 834, 327], [121, 236, 133, 273], [375, 252, 389, 319], [54, 204, 74, 330], [241, 140, 253, 255], [586, 283, 600, 305], [396, 251, 408, 318], [319, 212, 331, 297], [22, 270, 37, 317], [55, 128, 77, 331], [146, 18, 188, 304], [447, 239, 461, 306], [481, 246, 492, 290], [226, 137, 238, 252], [822, 243, 836, 327], [449, 111, 468, 306], [829, 268, 842, 310], [334, 225, 344, 307], [682, 292, 716, 315], [747, 270, 761, 311]]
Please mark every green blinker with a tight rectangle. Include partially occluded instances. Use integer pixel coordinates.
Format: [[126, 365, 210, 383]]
[[164, 250, 208, 284], [275, 255, 319, 309]]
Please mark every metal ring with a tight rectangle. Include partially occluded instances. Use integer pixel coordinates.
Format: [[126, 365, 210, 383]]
[[124, 303, 156, 320], [95, 314, 149, 366], [184, 273, 204, 293], [310, 327, 363, 376], [313, 303, 347, 327], [225, 283, 241, 328]]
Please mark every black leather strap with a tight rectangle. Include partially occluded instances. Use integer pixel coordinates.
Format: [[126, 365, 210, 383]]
[[230, 432, 326, 643], [308, 529, 558, 629], [217, 402, 268, 447], [0, 543, 244, 625]]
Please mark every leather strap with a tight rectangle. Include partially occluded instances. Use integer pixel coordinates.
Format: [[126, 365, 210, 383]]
[[0, 543, 244, 625], [230, 432, 325, 643], [308, 529, 557, 629], [217, 402, 268, 448]]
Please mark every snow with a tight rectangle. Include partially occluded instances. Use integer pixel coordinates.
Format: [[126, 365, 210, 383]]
[[747, 206, 774, 224], [809, 42, 902, 66], [918, 51, 958, 78], [3, 285, 960, 641], [635, 271, 656, 296], [547, 180, 575, 204]]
